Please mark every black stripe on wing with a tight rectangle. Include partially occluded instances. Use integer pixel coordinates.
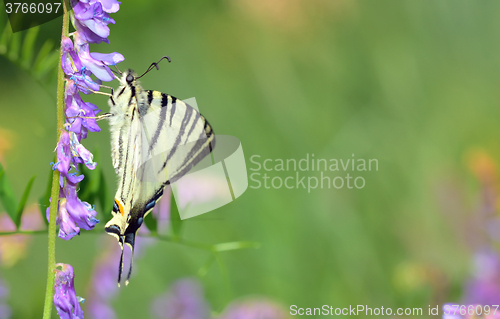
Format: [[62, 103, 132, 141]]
[[159, 102, 194, 172], [144, 187, 164, 214], [147, 100, 168, 155], [147, 90, 153, 105], [168, 131, 215, 184], [158, 116, 215, 184]]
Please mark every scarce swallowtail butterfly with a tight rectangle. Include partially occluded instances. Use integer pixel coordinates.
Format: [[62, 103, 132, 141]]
[[97, 57, 215, 286]]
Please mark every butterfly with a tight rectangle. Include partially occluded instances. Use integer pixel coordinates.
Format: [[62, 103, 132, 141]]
[[97, 57, 215, 286]]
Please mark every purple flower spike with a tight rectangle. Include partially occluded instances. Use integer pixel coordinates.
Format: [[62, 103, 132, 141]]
[[65, 94, 85, 133], [74, 2, 112, 39], [77, 42, 117, 81], [70, 133, 97, 169], [61, 37, 83, 76], [66, 79, 78, 96], [52, 0, 121, 241], [55, 132, 71, 175], [64, 182, 99, 231], [73, 19, 110, 44], [98, 0, 121, 13], [54, 264, 84, 319], [80, 102, 101, 132], [55, 199, 80, 240], [71, 70, 101, 93], [90, 51, 124, 65], [66, 172, 85, 185], [72, 1, 96, 20]]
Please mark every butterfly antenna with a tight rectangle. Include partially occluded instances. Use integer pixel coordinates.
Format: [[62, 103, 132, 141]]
[[136, 55, 171, 79]]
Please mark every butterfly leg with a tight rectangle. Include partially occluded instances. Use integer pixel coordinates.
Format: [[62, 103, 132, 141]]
[[88, 88, 113, 97], [66, 113, 114, 122], [95, 113, 114, 121]]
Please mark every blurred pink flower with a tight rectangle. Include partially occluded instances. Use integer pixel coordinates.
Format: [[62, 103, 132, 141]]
[[462, 250, 500, 306], [219, 298, 289, 319], [0, 204, 46, 267], [175, 174, 229, 210], [152, 278, 209, 319], [151, 278, 289, 319]]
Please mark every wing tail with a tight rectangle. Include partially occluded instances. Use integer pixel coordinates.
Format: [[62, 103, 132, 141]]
[[124, 232, 136, 286], [117, 236, 125, 287]]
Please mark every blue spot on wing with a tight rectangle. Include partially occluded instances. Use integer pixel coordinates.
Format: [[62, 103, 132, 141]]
[[144, 200, 156, 212]]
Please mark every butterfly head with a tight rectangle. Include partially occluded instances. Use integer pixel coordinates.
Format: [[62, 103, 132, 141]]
[[119, 69, 139, 87], [109, 70, 141, 113]]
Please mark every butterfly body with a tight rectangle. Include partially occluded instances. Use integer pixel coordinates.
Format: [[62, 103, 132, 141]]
[[103, 69, 215, 285]]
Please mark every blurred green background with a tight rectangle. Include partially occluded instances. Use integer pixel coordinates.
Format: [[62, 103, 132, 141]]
[[1, 0, 500, 318]]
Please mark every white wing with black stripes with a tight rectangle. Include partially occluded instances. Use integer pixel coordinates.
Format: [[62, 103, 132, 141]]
[[137, 90, 214, 187], [133, 90, 215, 228], [104, 69, 215, 286]]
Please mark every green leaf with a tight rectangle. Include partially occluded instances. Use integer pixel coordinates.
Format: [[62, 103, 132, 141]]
[[144, 208, 157, 233], [197, 254, 216, 277], [77, 167, 91, 200], [35, 49, 58, 78], [97, 170, 111, 217], [32, 39, 54, 76], [0, 163, 18, 222], [38, 167, 53, 226], [78, 150, 98, 203], [170, 194, 182, 238], [15, 175, 35, 228], [86, 149, 101, 194], [0, 23, 58, 92], [7, 31, 21, 61], [0, 23, 11, 54], [20, 26, 39, 68]]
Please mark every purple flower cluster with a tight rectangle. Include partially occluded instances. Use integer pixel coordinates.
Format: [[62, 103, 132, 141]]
[[441, 153, 500, 318], [151, 278, 288, 319], [54, 264, 84, 319], [0, 277, 11, 319], [219, 299, 289, 319], [152, 279, 210, 319], [463, 251, 500, 307], [48, 0, 123, 240]]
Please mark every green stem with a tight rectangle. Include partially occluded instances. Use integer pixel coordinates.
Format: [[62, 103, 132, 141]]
[[155, 234, 215, 251], [42, 1, 69, 318]]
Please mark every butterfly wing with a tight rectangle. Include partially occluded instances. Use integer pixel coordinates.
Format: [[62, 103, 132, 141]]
[[124, 90, 215, 248], [136, 91, 215, 188]]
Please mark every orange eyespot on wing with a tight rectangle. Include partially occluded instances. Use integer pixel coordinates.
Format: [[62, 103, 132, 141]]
[[114, 198, 125, 216]]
